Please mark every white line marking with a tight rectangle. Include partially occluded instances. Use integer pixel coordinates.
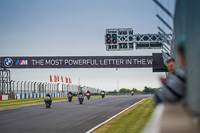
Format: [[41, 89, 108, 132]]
[[85, 98, 146, 133]]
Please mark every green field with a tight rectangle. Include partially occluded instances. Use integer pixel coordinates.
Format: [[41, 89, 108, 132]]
[[0, 95, 111, 110], [93, 97, 156, 133]]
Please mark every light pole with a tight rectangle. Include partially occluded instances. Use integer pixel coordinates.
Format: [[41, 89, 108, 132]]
[[116, 68, 119, 91], [117, 79, 119, 92]]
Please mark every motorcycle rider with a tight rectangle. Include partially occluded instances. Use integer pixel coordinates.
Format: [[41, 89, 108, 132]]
[[45, 93, 52, 105], [78, 90, 84, 97], [68, 91, 73, 96], [78, 89, 84, 103], [86, 90, 91, 95], [100, 90, 105, 95], [131, 91, 134, 96], [100, 90, 105, 98], [67, 91, 73, 102], [86, 90, 91, 100]]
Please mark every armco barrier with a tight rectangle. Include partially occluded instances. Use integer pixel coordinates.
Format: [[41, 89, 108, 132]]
[[18, 93, 64, 99]]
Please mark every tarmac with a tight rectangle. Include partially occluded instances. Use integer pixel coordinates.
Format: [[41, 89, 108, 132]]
[[0, 95, 151, 133]]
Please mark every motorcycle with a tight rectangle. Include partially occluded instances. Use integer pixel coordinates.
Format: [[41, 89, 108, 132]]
[[86, 93, 90, 100], [78, 94, 84, 104], [68, 94, 73, 102], [101, 94, 105, 98], [44, 96, 52, 108]]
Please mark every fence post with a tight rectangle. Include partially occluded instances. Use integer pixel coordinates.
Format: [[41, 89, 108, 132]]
[[53, 83, 55, 93], [34, 82, 36, 93], [57, 83, 60, 93], [17, 81, 19, 94], [12, 81, 15, 95], [24, 81, 27, 94], [28, 82, 30, 94], [21, 81, 23, 94]]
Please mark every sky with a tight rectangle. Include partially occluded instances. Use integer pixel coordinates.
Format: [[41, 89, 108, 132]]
[[0, 0, 175, 91]]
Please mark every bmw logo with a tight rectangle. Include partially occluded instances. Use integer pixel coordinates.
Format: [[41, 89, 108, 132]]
[[4, 58, 13, 67]]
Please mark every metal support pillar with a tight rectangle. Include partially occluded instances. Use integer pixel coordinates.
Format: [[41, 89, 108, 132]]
[[0, 68, 11, 95]]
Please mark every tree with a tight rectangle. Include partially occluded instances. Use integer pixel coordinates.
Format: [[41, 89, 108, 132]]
[[142, 86, 159, 93], [143, 86, 150, 93], [106, 90, 118, 95], [119, 88, 131, 93], [137, 90, 143, 93], [132, 88, 138, 93], [153, 88, 159, 91]]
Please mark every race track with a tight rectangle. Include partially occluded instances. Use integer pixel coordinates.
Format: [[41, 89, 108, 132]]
[[0, 95, 152, 133]]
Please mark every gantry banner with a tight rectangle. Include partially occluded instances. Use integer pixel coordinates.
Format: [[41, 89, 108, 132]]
[[0, 56, 153, 68]]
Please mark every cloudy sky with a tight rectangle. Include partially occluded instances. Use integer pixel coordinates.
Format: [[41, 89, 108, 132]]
[[0, 0, 175, 91]]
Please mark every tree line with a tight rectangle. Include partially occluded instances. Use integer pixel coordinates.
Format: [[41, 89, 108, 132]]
[[109, 86, 159, 94]]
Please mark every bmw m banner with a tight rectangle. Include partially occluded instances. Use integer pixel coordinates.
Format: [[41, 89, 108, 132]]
[[0, 56, 153, 68]]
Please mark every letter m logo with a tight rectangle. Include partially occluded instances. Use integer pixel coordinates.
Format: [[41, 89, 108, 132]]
[[21, 60, 28, 65], [16, 60, 28, 65]]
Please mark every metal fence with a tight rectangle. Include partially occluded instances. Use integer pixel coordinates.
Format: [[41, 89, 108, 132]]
[[9, 80, 101, 96], [9, 81, 58, 94]]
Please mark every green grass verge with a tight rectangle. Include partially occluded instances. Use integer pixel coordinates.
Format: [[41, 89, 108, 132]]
[[0, 95, 118, 110], [93, 97, 156, 133]]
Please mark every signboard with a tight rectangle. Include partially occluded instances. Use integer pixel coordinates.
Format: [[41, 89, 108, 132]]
[[152, 53, 167, 72], [0, 56, 153, 69]]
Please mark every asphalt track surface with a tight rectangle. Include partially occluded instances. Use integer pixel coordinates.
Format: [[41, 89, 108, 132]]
[[0, 95, 152, 133]]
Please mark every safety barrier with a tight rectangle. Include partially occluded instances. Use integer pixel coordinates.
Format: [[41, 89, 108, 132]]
[[18, 93, 64, 99], [7, 81, 103, 96], [0, 95, 9, 100]]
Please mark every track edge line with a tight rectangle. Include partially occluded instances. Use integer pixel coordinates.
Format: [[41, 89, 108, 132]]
[[85, 98, 146, 133]]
